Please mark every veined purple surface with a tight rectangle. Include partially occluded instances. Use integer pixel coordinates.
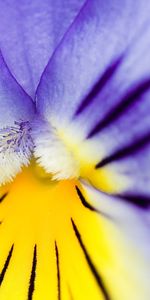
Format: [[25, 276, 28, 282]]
[[0, 0, 86, 98]]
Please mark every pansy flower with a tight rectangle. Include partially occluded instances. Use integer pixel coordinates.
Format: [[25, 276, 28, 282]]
[[0, 0, 150, 299]]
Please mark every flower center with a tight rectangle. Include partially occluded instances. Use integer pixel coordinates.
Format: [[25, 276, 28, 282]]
[[32, 118, 80, 180], [0, 117, 80, 185], [0, 118, 129, 194]]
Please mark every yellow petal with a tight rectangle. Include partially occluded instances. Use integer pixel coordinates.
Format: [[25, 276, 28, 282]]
[[0, 167, 149, 300]]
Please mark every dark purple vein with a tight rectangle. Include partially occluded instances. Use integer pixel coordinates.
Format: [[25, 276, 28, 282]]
[[88, 78, 150, 138], [96, 132, 150, 168], [75, 56, 123, 116]]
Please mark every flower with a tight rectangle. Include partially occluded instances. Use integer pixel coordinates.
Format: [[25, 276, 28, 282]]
[[0, 0, 150, 299]]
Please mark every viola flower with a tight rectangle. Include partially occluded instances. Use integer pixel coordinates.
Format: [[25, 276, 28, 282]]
[[0, 0, 150, 299]]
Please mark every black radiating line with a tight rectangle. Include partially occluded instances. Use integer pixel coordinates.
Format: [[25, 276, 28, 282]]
[[76, 186, 99, 213], [0, 244, 14, 285], [28, 245, 37, 300], [88, 78, 150, 138], [71, 219, 110, 300], [55, 241, 61, 300], [75, 56, 123, 115], [76, 186, 112, 220], [96, 132, 150, 168], [0, 193, 8, 203]]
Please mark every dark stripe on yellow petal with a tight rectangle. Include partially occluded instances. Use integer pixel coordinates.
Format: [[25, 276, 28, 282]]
[[96, 132, 150, 168], [75, 56, 123, 116], [0, 193, 8, 203], [28, 245, 37, 300], [88, 79, 150, 138], [0, 244, 14, 285], [71, 219, 110, 300], [76, 186, 111, 219], [55, 241, 61, 300], [76, 186, 100, 213]]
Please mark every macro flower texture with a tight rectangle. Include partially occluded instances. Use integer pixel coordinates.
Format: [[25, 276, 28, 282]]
[[0, 0, 150, 299]]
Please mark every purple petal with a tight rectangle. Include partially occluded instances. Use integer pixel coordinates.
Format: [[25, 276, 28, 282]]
[[36, 0, 150, 197], [0, 51, 35, 128], [0, 0, 86, 98], [36, 0, 149, 120]]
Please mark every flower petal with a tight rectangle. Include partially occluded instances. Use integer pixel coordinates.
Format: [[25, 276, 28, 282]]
[[0, 168, 150, 300], [36, 0, 150, 196], [0, 0, 86, 98], [77, 181, 150, 299], [36, 0, 149, 119], [0, 52, 34, 127]]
